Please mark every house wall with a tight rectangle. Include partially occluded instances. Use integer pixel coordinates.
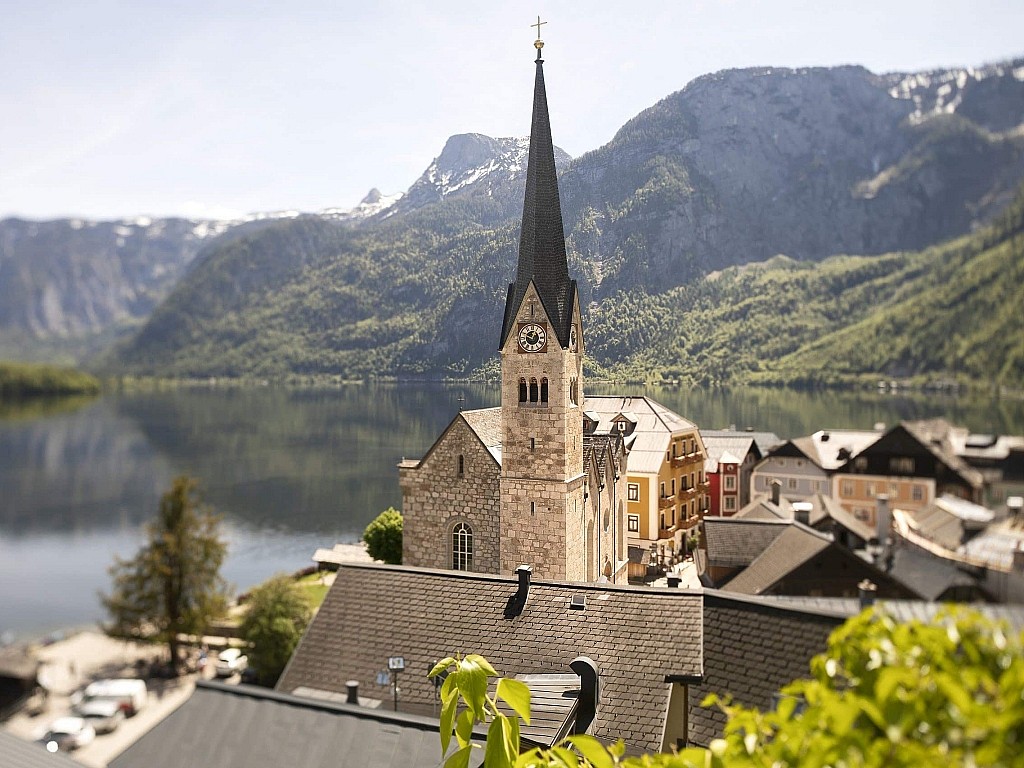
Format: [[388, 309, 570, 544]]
[[625, 473, 652, 543], [399, 418, 500, 572], [832, 474, 936, 526], [751, 457, 829, 500]]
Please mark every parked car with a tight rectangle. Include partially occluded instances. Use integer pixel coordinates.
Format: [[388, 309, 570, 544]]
[[74, 698, 125, 734], [39, 716, 95, 752], [214, 648, 248, 677], [74, 678, 148, 717]]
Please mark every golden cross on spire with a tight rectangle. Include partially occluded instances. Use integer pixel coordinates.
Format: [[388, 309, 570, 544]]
[[531, 15, 547, 51]]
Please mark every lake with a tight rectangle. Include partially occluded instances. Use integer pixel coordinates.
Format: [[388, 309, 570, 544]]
[[1, 383, 1021, 640]]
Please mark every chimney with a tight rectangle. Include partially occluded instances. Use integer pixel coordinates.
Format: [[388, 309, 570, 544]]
[[666, 575, 681, 588], [771, 480, 781, 506], [570, 656, 600, 735], [516, 564, 532, 597], [858, 579, 877, 610], [1008, 496, 1023, 527], [1013, 543, 1024, 572], [792, 502, 812, 526], [504, 565, 533, 619], [875, 495, 891, 551], [346, 680, 360, 705]]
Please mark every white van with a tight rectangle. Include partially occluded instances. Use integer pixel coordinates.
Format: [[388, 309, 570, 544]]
[[77, 679, 148, 717]]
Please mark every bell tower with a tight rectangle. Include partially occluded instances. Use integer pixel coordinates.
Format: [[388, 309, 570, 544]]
[[498, 29, 586, 580]]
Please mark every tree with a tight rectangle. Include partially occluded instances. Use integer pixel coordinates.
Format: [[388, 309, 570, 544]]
[[362, 507, 403, 564], [239, 574, 313, 686], [434, 606, 1024, 768], [101, 476, 228, 672]]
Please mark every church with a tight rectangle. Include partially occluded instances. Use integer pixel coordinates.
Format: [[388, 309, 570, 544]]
[[400, 35, 629, 582]]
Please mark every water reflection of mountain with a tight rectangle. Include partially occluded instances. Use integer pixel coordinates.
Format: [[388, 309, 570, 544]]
[[0, 398, 173, 533], [113, 384, 498, 536]]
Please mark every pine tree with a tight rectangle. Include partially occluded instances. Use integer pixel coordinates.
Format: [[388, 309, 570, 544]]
[[102, 476, 228, 672]]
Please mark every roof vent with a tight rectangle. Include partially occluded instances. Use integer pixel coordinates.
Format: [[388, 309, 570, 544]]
[[570, 594, 586, 611], [821, 432, 830, 442]]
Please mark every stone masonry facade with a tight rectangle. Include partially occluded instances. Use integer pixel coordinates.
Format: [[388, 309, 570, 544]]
[[499, 283, 588, 579], [399, 416, 500, 572]]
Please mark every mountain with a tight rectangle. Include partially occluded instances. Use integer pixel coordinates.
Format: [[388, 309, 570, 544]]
[[584, 183, 1024, 388], [7, 58, 1024, 386]]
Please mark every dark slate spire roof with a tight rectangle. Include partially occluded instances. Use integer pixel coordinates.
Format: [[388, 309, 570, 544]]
[[500, 47, 577, 350]]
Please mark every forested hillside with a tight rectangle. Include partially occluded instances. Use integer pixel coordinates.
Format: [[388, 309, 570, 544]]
[[585, 183, 1024, 388]]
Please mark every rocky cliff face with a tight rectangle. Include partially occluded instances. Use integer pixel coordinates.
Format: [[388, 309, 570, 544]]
[[0, 217, 211, 341], [558, 61, 1024, 299]]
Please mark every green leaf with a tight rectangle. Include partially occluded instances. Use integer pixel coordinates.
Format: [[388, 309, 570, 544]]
[[440, 685, 458, 755], [465, 653, 498, 676], [484, 714, 515, 768], [563, 734, 614, 768], [430, 657, 456, 678], [458, 657, 489, 720], [608, 739, 626, 759], [497, 677, 532, 725], [548, 746, 580, 767], [455, 708, 475, 748], [443, 744, 474, 768]]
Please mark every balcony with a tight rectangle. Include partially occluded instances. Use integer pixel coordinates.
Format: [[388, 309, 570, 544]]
[[658, 494, 676, 510]]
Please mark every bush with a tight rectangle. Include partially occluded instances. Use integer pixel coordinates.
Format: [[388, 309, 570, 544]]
[[362, 507, 403, 564]]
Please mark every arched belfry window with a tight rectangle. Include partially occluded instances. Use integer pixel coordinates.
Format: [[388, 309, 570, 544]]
[[540, 378, 549, 403], [518, 378, 528, 403], [452, 522, 473, 571], [529, 378, 539, 403]]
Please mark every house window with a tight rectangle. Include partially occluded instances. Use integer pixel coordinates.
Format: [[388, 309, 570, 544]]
[[518, 378, 527, 403], [724, 475, 736, 491], [889, 457, 915, 474], [452, 523, 473, 571], [670, 508, 675, 526], [854, 457, 868, 471], [660, 482, 666, 498], [724, 496, 736, 511], [660, 513, 666, 530], [866, 482, 875, 497], [912, 485, 924, 502], [671, 479, 676, 495], [854, 508, 871, 522], [627, 515, 639, 532], [540, 378, 549, 403], [788, 477, 798, 490], [841, 480, 854, 497], [529, 379, 539, 403], [627, 483, 640, 502], [457, 455, 464, 477]]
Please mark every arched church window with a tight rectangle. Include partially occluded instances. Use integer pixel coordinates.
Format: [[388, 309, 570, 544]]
[[570, 378, 579, 405], [452, 522, 473, 571], [529, 378, 539, 403], [519, 378, 527, 403], [457, 455, 464, 477], [540, 378, 549, 403]]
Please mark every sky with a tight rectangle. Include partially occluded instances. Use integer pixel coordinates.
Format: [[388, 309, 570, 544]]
[[2, 0, 1023, 222]]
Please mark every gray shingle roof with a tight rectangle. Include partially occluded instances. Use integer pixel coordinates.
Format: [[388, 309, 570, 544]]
[[702, 517, 790, 568], [688, 592, 843, 747], [700, 429, 782, 460], [762, 596, 1024, 630], [720, 525, 833, 595], [885, 545, 981, 601], [277, 563, 703, 755], [0, 732, 82, 768], [109, 681, 483, 768]]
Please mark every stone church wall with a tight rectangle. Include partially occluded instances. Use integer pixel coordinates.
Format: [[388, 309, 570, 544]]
[[400, 418, 500, 572]]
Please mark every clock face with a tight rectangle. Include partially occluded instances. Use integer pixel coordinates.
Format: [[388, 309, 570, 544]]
[[569, 325, 578, 351], [518, 323, 547, 352]]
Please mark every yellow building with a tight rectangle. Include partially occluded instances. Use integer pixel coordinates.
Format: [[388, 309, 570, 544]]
[[584, 396, 708, 552]]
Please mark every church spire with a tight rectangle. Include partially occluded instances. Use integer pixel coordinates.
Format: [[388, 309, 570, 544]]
[[499, 32, 576, 350]]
